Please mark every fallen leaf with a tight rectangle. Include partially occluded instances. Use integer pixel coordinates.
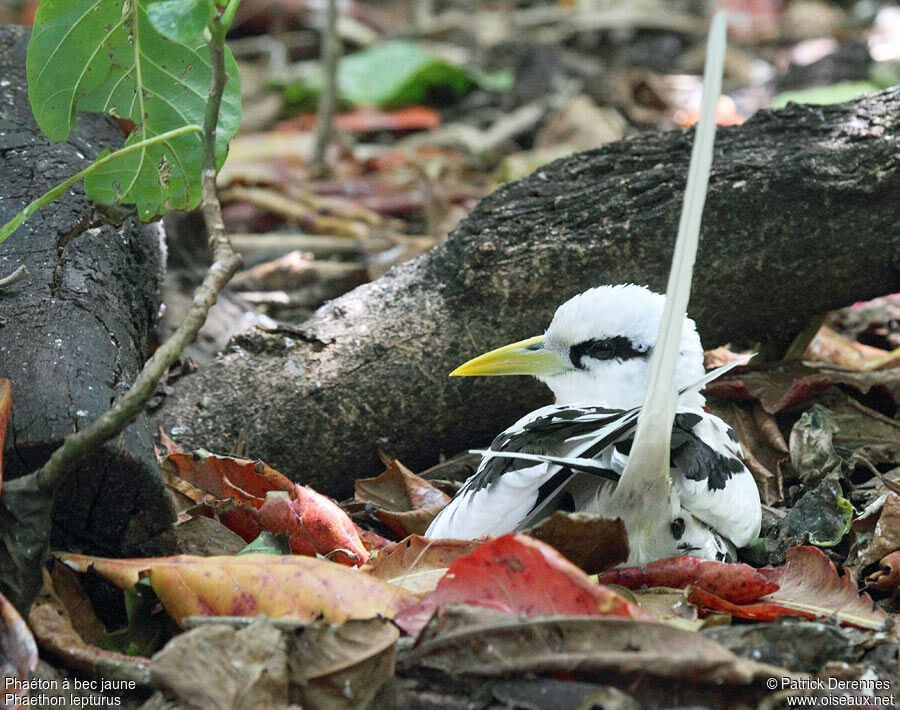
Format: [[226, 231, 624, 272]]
[[402, 605, 791, 686], [527, 512, 629, 573], [846, 493, 900, 575], [255, 488, 369, 565], [866, 549, 900, 591], [161, 451, 294, 504], [48, 562, 107, 645], [164, 450, 367, 564], [694, 546, 891, 631], [0, 379, 10, 489], [287, 618, 398, 709], [805, 325, 888, 369], [28, 571, 148, 682], [355, 458, 450, 511], [58, 553, 417, 627], [704, 363, 835, 414], [707, 402, 785, 505], [1, 587, 38, 700], [491, 679, 640, 710], [355, 458, 451, 537], [596, 555, 778, 604], [364, 536, 482, 595], [393, 534, 653, 636], [789, 404, 843, 486], [375, 507, 444, 538], [150, 618, 287, 710], [189, 498, 263, 544]]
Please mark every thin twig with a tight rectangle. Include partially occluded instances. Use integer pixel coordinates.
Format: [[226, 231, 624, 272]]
[[311, 0, 341, 177], [35, 9, 243, 493], [0, 264, 28, 288]]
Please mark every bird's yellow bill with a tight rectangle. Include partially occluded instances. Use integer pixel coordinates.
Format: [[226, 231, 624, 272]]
[[450, 335, 572, 377]]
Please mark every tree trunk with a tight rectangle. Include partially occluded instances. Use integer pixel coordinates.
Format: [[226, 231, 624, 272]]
[[0, 26, 175, 556], [156, 86, 900, 499]]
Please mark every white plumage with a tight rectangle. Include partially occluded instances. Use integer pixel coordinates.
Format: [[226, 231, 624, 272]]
[[424, 286, 762, 563], [425, 13, 761, 563]]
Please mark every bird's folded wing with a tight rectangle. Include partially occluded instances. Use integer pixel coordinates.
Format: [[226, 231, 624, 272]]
[[425, 405, 635, 538]]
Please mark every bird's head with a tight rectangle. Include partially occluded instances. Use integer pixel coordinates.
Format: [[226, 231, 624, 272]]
[[452, 284, 706, 408]]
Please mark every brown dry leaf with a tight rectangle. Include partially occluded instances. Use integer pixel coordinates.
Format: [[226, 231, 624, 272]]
[[402, 605, 792, 686], [150, 618, 287, 710], [867, 549, 900, 591], [48, 562, 107, 645], [355, 458, 450, 511], [58, 553, 417, 627], [527, 512, 629, 573], [846, 493, 900, 576], [28, 571, 148, 683], [363, 536, 482, 595], [1, 587, 38, 700], [355, 458, 450, 537], [704, 401, 784, 505], [287, 618, 398, 710]]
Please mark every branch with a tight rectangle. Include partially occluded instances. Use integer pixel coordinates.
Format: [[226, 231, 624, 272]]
[[311, 0, 341, 176], [0, 9, 242, 613]]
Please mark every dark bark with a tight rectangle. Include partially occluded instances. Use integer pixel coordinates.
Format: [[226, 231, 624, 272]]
[[156, 86, 900, 499], [0, 26, 175, 556]]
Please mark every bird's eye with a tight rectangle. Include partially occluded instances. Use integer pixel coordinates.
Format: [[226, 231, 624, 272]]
[[570, 338, 618, 367], [587, 341, 615, 359]]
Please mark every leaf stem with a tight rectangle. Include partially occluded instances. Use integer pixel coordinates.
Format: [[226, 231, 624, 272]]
[[0, 125, 202, 245], [219, 0, 242, 32]]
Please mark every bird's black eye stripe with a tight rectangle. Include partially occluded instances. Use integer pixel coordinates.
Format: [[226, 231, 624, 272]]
[[570, 336, 649, 368]]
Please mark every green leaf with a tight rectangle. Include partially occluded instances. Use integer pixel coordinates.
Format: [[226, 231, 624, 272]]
[[147, 0, 214, 43], [338, 40, 473, 108], [27, 0, 241, 219], [769, 81, 880, 109], [239, 530, 291, 556], [98, 583, 174, 656]]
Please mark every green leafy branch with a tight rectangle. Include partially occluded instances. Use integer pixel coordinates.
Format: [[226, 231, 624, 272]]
[[0, 125, 201, 245], [0, 0, 244, 613]]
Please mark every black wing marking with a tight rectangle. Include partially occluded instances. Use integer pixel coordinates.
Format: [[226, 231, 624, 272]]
[[469, 410, 744, 494], [463, 406, 631, 495], [669, 413, 745, 491]]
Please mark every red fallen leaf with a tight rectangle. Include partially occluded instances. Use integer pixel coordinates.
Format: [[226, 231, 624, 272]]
[[867, 550, 900, 591], [1, 590, 38, 698], [393, 533, 654, 636], [279, 106, 442, 133], [162, 451, 295, 505], [687, 586, 814, 623], [705, 365, 835, 414], [596, 555, 778, 604], [0, 379, 10, 489], [164, 450, 366, 565], [191, 499, 263, 543], [255, 488, 369, 566], [686, 547, 888, 631], [755, 546, 889, 631]]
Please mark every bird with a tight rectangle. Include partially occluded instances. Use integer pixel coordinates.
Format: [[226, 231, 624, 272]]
[[425, 11, 761, 564], [423, 284, 762, 563]]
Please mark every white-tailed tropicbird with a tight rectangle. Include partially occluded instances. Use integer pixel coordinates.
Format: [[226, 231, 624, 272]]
[[425, 12, 762, 563]]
